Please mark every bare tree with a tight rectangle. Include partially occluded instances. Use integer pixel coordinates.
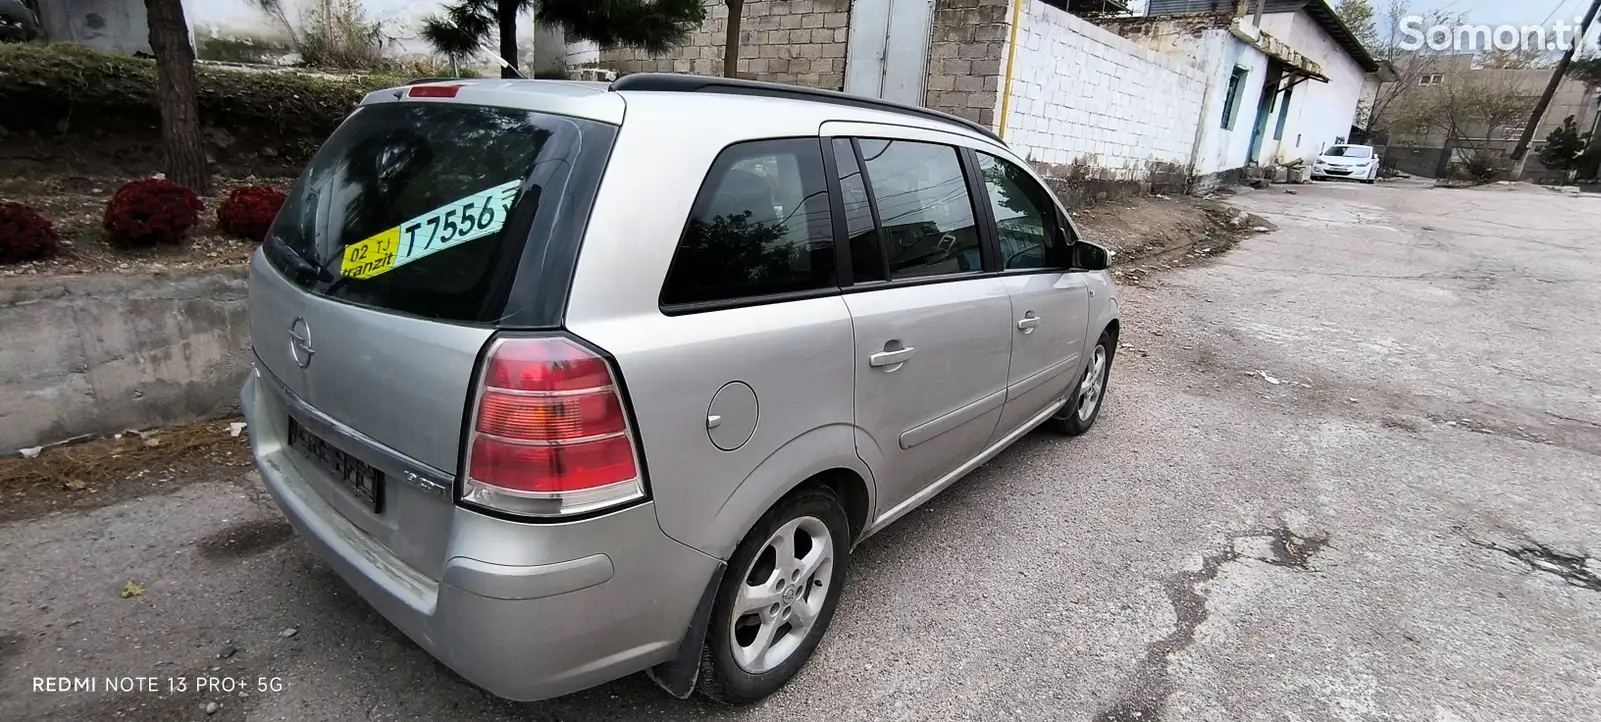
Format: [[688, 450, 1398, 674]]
[[1479, 46, 1556, 70], [1364, 0, 1462, 137], [1388, 72, 1535, 178], [1570, 54, 1601, 89]]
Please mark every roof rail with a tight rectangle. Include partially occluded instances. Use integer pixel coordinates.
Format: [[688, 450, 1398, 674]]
[[608, 73, 1005, 145]]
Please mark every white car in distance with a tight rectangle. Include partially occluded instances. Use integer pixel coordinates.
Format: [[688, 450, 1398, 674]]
[[1312, 144, 1380, 184]]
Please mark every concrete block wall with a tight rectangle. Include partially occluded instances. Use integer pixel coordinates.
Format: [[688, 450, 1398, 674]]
[[1000, 1, 1209, 195], [922, 0, 1012, 127], [597, 0, 851, 89]]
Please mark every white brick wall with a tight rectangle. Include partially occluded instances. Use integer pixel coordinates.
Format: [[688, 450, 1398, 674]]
[[1001, 1, 1207, 181]]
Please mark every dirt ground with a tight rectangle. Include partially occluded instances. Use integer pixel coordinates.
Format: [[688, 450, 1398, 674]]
[[1071, 189, 1269, 286], [0, 418, 252, 525], [0, 173, 291, 278]]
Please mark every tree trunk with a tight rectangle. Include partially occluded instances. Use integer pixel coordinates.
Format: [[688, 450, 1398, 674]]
[[723, 0, 743, 78], [498, 0, 520, 79], [144, 0, 210, 194]]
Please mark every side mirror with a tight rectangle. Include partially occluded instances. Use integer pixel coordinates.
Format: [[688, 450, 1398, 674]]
[[1072, 241, 1110, 271]]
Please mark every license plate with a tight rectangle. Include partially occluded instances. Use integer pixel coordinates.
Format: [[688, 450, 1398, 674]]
[[287, 419, 384, 513]]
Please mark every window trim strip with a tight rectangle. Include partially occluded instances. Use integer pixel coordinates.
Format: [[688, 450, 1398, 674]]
[[960, 146, 1002, 274], [818, 136, 855, 290], [850, 138, 894, 284]]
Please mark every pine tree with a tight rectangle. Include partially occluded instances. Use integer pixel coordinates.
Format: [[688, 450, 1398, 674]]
[[423, 0, 706, 78], [1538, 116, 1589, 172], [143, 0, 211, 194]]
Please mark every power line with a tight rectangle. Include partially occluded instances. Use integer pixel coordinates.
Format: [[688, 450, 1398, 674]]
[[1541, 0, 1570, 28]]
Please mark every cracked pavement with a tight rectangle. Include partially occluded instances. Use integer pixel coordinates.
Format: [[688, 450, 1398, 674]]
[[3, 179, 1599, 721]]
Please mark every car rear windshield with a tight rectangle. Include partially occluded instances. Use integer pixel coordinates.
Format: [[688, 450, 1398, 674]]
[[263, 101, 609, 324], [1325, 146, 1372, 158]]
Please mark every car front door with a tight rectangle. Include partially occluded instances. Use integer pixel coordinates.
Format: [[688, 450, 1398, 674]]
[[828, 135, 1014, 526], [972, 151, 1090, 438]]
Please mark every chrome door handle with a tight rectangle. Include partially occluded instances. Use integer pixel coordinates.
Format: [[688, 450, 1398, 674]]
[[1017, 315, 1042, 332], [869, 347, 916, 367], [707, 415, 722, 429]]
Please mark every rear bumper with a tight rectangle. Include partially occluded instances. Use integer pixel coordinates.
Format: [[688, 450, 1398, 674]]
[[241, 371, 719, 701]]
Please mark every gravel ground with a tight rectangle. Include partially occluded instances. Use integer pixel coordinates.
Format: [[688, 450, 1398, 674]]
[[2, 179, 1598, 721]]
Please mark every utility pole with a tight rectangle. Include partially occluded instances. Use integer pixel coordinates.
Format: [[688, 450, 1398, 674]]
[[1509, 0, 1601, 177]]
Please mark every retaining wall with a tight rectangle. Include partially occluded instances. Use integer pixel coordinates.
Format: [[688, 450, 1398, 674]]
[[0, 268, 250, 452]]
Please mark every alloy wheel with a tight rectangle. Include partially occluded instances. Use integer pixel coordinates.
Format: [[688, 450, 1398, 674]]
[[728, 515, 835, 674]]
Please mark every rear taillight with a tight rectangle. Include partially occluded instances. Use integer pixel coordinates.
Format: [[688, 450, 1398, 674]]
[[460, 336, 645, 517]]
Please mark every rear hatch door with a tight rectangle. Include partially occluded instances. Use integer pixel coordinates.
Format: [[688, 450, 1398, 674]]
[[254, 95, 618, 579]]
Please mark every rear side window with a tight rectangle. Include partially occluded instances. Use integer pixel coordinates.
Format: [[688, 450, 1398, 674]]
[[976, 152, 1068, 270], [856, 139, 982, 279], [263, 102, 607, 323], [660, 139, 836, 307]]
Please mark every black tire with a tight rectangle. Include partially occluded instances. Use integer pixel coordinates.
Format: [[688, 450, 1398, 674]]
[[697, 487, 851, 705], [1044, 332, 1114, 436]]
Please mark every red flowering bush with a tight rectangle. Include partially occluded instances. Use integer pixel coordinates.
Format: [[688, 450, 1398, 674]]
[[216, 185, 287, 243], [102, 178, 204, 248], [0, 202, 59, 264]]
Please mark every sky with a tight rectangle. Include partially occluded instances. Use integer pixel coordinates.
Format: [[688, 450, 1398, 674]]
[[1359, 0, 1595, 27]]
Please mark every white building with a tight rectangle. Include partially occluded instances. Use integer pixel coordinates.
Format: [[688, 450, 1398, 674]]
[[1110, 0, 1379, 187]]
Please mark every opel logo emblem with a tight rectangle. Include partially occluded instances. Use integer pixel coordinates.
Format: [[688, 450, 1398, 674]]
[[289, 316, 314, 368]]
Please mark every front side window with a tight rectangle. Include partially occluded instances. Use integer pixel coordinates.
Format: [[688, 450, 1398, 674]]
[[660, 139, 836, 307], [977, 153, 1067, 270], [857, 139, 982, 280]]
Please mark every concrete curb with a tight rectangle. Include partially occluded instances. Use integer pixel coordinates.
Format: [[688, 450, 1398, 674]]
[[1, 267, 251, 452]]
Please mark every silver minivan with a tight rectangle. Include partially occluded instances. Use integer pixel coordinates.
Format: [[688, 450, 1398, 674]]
[[241, 74, 1119, 705]]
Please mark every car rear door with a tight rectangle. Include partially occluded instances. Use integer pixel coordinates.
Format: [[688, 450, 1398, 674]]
[[562, 133, 859, 558], [971, 151, 1090, 438], [825, 131, 1014, 526]]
